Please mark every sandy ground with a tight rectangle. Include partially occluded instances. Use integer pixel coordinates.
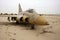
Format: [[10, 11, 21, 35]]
[[0, 15, 60, 40]]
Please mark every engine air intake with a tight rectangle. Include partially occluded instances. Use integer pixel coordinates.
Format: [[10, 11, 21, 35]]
[[20, 17, 23, 21], [25, 18, 29, 22]]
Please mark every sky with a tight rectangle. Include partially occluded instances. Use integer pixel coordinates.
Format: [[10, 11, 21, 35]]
[[0, 0, 60, 14]]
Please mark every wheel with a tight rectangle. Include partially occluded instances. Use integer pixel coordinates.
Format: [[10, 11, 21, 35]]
[[16, 21, 19, 24]]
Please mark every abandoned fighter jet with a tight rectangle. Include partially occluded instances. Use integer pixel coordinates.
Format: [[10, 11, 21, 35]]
[[0, 3, 49, 30]]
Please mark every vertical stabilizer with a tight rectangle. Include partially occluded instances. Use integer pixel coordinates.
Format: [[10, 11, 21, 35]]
[[18, 3, 22, 14]]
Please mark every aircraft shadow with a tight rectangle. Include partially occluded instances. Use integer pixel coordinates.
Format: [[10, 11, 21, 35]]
[[0, 22, 32, 30]]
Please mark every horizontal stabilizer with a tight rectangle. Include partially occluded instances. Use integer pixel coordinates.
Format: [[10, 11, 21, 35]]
[[0, 15, 23, 17]]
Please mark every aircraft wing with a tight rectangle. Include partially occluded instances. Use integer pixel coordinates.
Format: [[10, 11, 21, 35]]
[[0, 15, 23, 17]]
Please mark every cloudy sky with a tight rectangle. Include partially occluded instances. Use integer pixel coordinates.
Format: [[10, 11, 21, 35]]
[[0, 0, 60, 14]]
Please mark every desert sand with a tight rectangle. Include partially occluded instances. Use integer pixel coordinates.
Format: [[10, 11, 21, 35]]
[[0, 15, 60, 40]]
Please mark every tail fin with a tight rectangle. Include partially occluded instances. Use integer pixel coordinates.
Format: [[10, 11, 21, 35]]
[[18, 3, 22, 14]]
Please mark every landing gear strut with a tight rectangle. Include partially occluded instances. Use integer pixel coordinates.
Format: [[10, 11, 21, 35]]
[[31, 24, 35, 29]]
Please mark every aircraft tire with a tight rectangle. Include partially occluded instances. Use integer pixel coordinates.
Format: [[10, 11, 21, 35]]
[[16, 21, 19, 24]]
